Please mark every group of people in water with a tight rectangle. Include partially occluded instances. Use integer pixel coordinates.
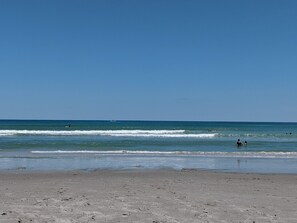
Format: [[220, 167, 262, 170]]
[[236, 139, 247, 147]]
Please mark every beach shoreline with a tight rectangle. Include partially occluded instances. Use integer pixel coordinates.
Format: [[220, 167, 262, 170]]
[[1, 169, 297, 222]]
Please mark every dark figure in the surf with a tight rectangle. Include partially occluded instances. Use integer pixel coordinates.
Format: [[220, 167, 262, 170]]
[[237, 139, 242, 146]]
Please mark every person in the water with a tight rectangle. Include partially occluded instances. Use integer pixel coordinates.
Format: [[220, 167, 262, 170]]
[[237, 139, 242, 146]]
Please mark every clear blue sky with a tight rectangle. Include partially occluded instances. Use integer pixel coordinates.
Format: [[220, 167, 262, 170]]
[[1, 0, 296, 121]]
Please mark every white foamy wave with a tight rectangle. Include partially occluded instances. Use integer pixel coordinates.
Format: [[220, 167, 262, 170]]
[[29, 150, 171, 154], [30, 150, 297, 158], [0, 130, 216, 138], [0, 133, 15, 136]]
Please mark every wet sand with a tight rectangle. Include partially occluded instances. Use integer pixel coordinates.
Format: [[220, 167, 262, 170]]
[[1, 169, 297, 223]]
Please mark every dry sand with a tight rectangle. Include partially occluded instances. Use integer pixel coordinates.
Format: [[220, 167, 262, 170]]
[[1, 169, 297, 223]]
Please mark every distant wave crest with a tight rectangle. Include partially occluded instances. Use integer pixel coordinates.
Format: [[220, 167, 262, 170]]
[[0, 130, 216, 138]]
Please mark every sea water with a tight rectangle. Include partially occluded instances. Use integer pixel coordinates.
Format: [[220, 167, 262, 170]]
[[1, 120, 297, 173]]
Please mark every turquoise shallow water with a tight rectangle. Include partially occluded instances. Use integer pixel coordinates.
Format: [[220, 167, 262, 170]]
[[1, 120, 297, 173]]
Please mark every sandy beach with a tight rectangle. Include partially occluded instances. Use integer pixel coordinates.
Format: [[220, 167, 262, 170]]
[[0, 169, 297, 223]]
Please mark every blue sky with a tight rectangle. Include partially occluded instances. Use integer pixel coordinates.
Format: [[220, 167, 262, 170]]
[[1, 0, 297, 121]]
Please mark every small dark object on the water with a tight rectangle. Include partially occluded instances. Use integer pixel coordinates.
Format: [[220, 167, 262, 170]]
[[1, 213, 7, 216], [65, 124, 71, 128], [237, 139, 242, 146], [244, 141, 247, 145]]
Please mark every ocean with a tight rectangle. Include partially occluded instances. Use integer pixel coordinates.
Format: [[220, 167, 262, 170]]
[[1, 120, 297, 173]]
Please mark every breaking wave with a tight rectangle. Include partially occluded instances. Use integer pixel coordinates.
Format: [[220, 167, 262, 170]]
[[30, 150, 297, 158], [0, 130, 216, 138]]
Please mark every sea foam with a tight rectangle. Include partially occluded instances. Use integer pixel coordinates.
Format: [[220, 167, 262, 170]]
[[30, 150, 297, 158], [0, 130, 216, 138]]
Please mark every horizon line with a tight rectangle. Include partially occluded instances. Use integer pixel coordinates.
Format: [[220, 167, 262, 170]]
[[0, 119, 296, 124]]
